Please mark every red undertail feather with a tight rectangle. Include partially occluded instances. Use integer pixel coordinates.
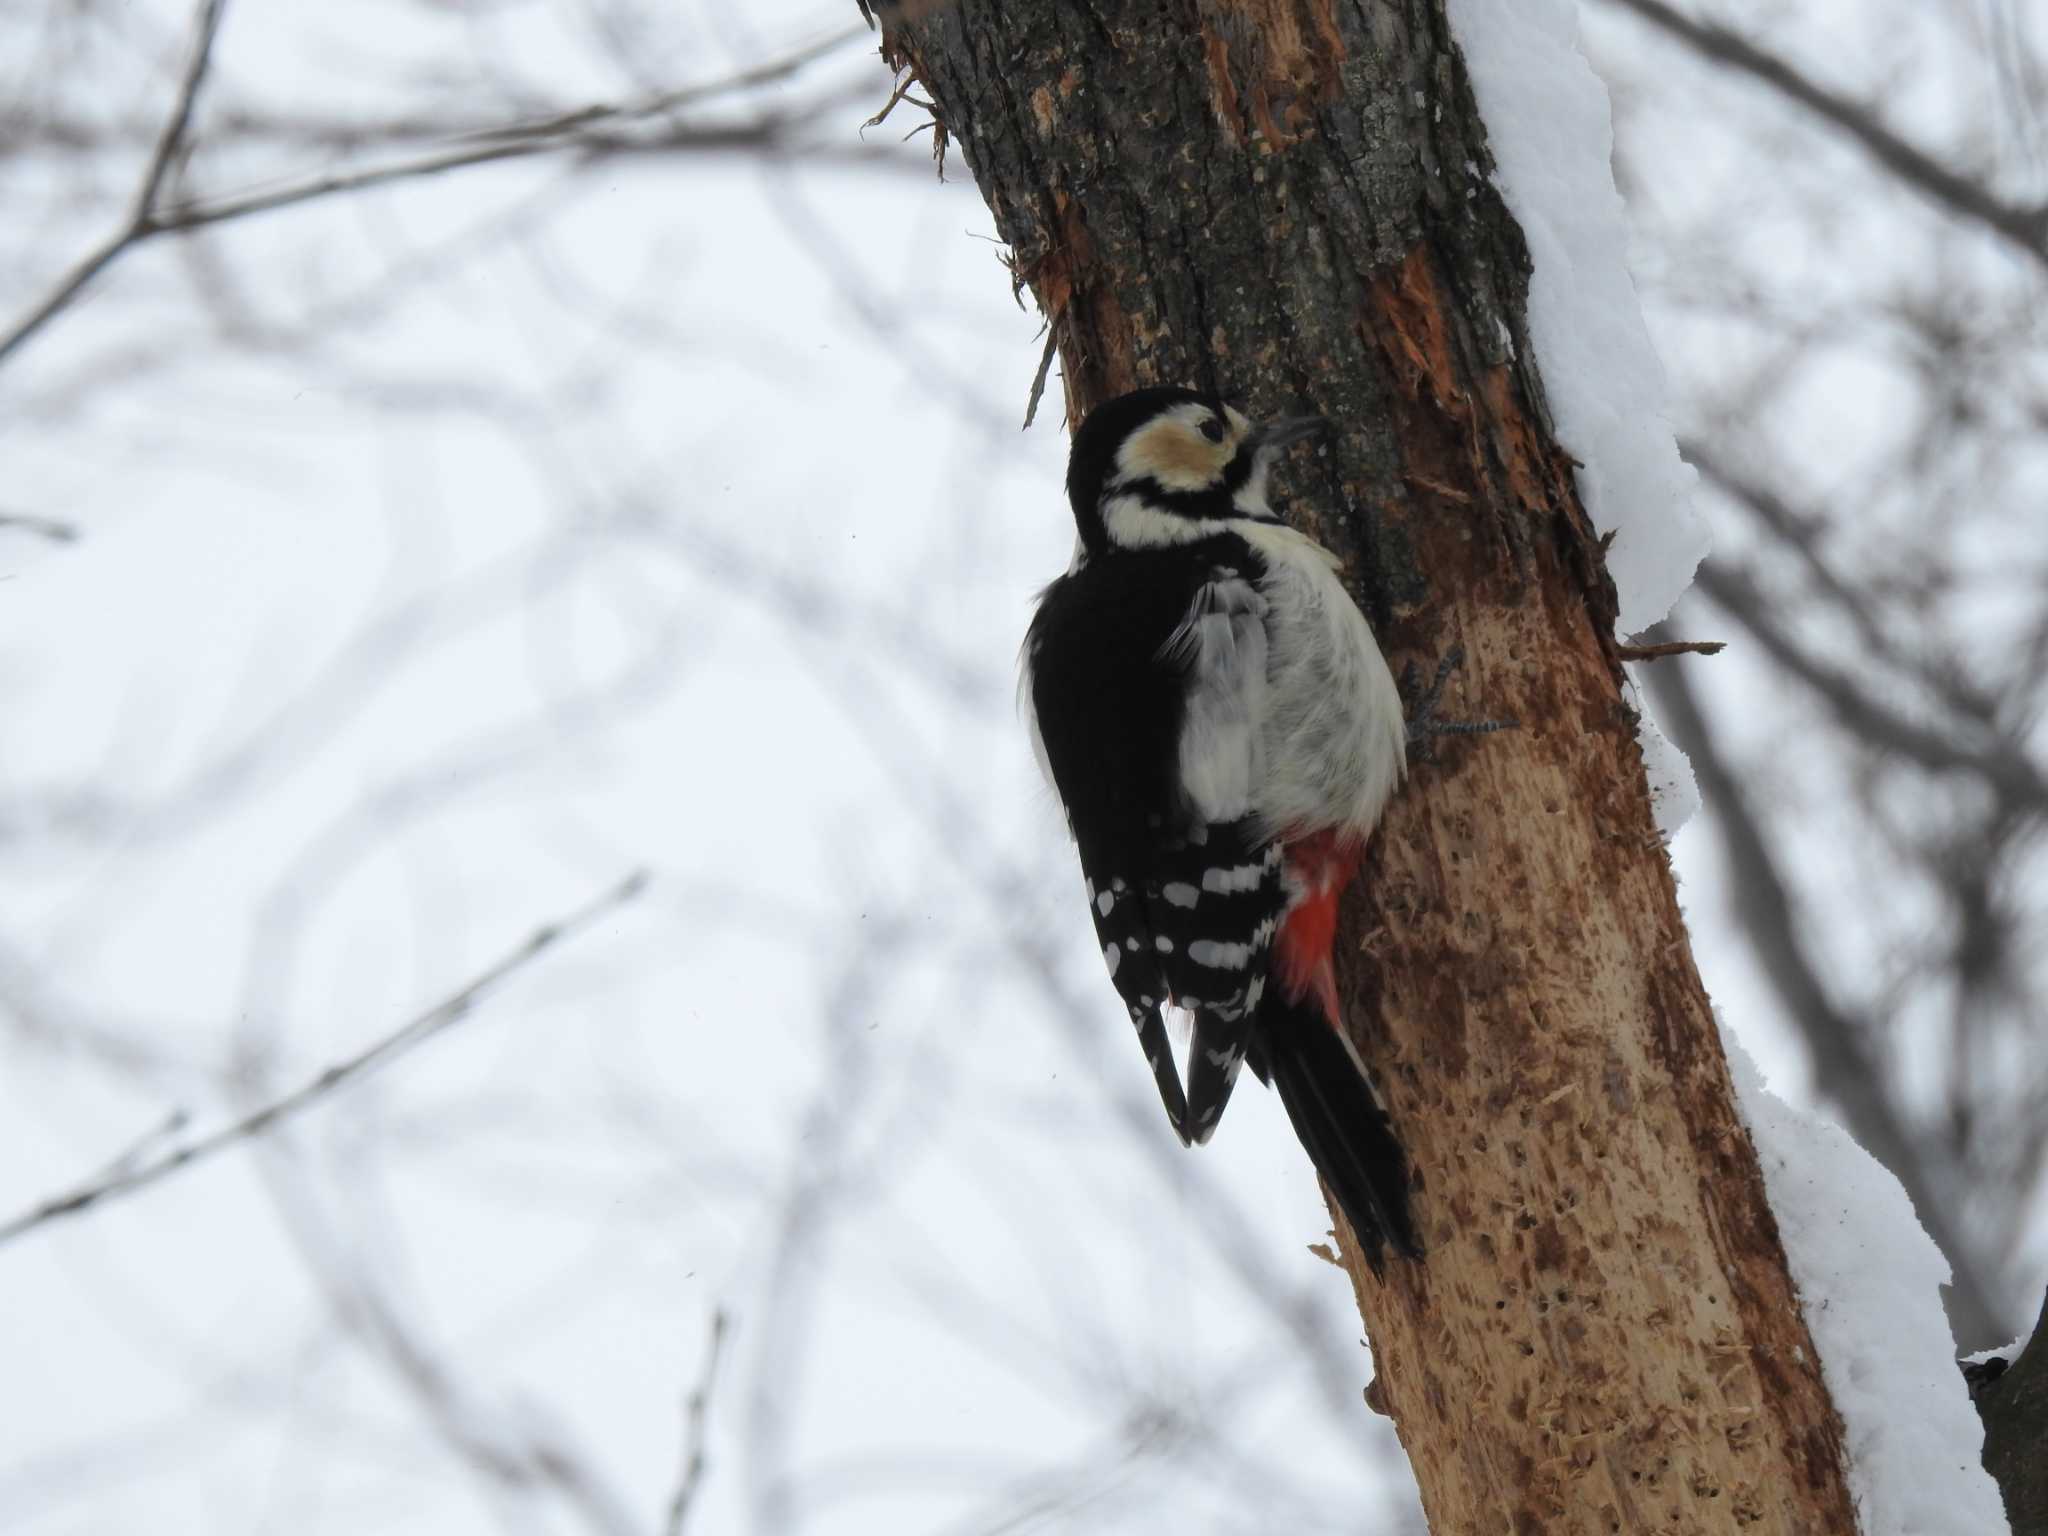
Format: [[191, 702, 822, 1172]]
[[1264, 826, 1418, 1269], [1274, 828, 1361, 1028]]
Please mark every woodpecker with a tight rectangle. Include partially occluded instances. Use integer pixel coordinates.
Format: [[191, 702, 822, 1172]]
[[1023, 384, 1423, 1269]]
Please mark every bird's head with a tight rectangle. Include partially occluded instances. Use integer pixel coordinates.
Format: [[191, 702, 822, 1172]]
[[1065, 385, 1328, 558]]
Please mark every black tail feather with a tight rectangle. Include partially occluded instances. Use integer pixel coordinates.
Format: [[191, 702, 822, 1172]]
[[1256, 995, 1420, 1274], [1132, 1005, 1193, 1147], [1183, 1011, 1255, 1145]]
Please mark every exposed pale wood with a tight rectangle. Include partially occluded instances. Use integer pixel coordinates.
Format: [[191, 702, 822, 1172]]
[[865, 3, 1861, 1530]]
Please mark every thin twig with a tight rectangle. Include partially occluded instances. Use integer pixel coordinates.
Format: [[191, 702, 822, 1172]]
[[464, 26, 865, 145], [862, 70, 924, 132], [0, 0, 228, 368], [663, 1309, 731, 1536], [0, 21, 880, 370], [133, 0, 230, 220], [1602, 0, 2048, 264], [1021, 324, 1061, 430], [141, 120, 858, 238], [0, 869, 648, 1249], [1616, 638, 1725, 661], [27, 31, 868, 161]]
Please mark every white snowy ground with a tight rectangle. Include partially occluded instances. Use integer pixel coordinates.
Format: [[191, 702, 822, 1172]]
[[0, 1, 2024, 1534]]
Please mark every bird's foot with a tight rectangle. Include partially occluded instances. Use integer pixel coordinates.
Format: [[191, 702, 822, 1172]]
[[1401, 645, 1515, 763]]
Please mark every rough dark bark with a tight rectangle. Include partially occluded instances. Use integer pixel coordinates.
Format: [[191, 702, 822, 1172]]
[[1977, 1289, 2048, 1535], [861, 3, 1862, 1532]]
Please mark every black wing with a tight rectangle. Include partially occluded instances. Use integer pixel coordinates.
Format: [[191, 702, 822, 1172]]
[[1025, 540, 1286, 1143]]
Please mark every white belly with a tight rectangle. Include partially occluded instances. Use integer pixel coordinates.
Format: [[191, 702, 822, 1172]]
[[1232, 521, 1407, 842]]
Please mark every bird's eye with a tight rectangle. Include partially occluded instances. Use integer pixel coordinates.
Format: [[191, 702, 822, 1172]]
[[1199, 417, 1226, 443]]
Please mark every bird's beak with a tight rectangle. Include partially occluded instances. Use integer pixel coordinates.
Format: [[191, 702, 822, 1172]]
[[1254, 415, 1330, 453]]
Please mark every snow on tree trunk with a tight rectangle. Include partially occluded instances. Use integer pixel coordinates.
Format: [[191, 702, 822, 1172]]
[[858, 2, 1954, 1531], [1723, 1029, 2012, 1534]]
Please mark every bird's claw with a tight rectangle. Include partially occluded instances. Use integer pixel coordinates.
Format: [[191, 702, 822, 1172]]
[[1402, 645, 1515, 762]]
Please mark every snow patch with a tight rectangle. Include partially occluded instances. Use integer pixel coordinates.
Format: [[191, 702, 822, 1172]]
[[1445, 0, 1708, 633], [1626, 675, 1699, 835], [1445, 0, 1709, 828], [1720, 1019, 2010, 1536], [1961, 1333, 2033, 1369]]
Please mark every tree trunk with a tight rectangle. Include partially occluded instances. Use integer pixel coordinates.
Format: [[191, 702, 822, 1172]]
[[1978, 1288, 2048, 1535], [862, 3, 1859, 1531]]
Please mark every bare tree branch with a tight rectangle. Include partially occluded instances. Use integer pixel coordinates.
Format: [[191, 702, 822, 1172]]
[[1683, 445, 1922, 683], [1641, 640, 2010, 1344], [140, 116, 890, 239], [1601, 0, 2048, 263], [0, 869, 648, 1249], [131, 0, 230, 218], [0, 22, 891, 370], [246, 1148, 650, 1536], [1692, 561, 2048, 814], [1614, 637, 1723, 660], [664, 1309, 730, 1536], [0, 0, 228, 368], [464, 25, 866, 145], [23, 25, 865, 163]]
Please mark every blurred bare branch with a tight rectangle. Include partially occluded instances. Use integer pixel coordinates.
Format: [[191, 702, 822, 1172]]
[[140, 112, 899, 239], [0, 19, 895, 372], [1642, 639, 2008, 1342], [0, 870, 647, 1249], [0, 0, 228, 367], [663, 1309, 729, 1536], [468, 25, 867, 144], [1601, 0, 2048, 263], [1691, 561, 2048, 816], [248, 1146, 650, 1536]]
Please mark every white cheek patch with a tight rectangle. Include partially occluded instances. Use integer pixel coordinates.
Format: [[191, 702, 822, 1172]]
[[1232, 458, 1274, 517], [1102, 494, 1209, 550]]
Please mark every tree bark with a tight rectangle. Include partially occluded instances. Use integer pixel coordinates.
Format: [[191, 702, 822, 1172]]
[[862, 3, 1860, 1531], [1977, 1288, 2048, 1535]]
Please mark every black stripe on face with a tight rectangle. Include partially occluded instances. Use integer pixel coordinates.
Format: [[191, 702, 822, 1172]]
[[1220, 441, 1257, 497], [1114, 479, 1235, 522], [1115, 433, 1258, 520]]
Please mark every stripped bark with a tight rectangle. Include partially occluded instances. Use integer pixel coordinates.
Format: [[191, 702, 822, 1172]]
[[860, 3, 1861, 1531]]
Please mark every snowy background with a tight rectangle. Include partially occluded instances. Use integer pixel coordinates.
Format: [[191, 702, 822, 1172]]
[[1, 2, 2042, 1533]]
